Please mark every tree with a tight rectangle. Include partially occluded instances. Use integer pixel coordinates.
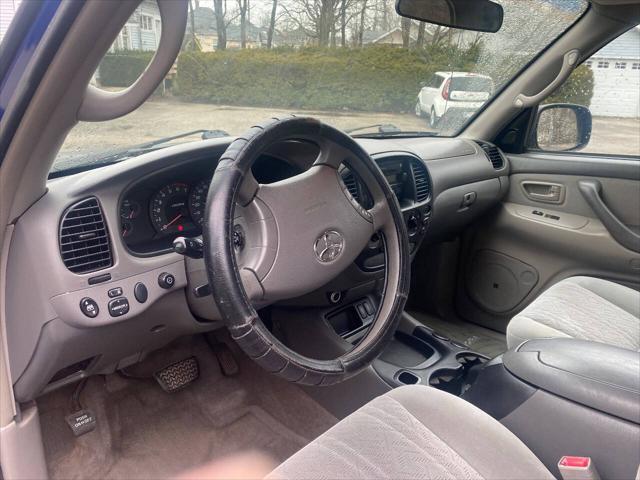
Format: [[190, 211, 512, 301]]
[[357, 0, 368, 47], [213, 0, 227, 50], [237, 0, 249, 48], [267, 0, 278, 48], [401, 17, 411, 48], [339, 0, 347, 47], [281, 0, 340, 47], [186, 0, 202, 50], [416, 21, 425, 48]]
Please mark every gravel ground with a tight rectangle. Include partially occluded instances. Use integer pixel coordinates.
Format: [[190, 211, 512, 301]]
[[57, 98, 639, 164]]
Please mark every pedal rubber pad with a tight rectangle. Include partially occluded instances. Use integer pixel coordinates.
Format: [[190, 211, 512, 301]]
[[66, 409, 96, 436], [213, 343, 239, 376], [154, 356, 199, 393]]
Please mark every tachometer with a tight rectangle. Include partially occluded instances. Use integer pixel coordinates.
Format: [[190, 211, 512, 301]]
[[149, 182, 194, 234], [188, 179, 210, 227]]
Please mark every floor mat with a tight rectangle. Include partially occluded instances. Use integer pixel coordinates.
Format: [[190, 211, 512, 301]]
[[38, 335, 337, 480], [409, 311, 507, 358]]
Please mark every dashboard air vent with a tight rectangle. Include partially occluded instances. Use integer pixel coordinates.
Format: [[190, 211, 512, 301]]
[[59, 197, 112, 274], [475, 141, 505, 170], [341, 168, 360, 203], [410, 160, 431, 202]]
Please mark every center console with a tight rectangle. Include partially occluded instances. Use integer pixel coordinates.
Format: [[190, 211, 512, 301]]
[[326, 309, 489, 394], [463, 338, 640, 480]]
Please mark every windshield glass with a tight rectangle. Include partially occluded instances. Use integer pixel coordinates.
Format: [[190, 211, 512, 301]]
[[51, 0, 587, 173]]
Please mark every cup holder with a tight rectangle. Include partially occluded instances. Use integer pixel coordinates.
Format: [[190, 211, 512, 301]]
[[428, 367, 464, 394], [456, 352, 489, 371], [397, 371, 420, 385], [429, 353, 489, 395]]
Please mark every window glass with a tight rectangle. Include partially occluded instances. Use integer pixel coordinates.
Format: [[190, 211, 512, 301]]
[[51, 0, 588, 174], [537, 25, 640, 156], [91, 1, 160, 92]]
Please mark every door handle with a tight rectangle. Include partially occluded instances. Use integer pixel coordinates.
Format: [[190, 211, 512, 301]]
[[521, 181, 564, 204], [578, 180, 640, 253]]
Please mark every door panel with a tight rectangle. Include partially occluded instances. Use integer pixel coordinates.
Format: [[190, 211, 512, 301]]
[[456, 153, 640, 332]]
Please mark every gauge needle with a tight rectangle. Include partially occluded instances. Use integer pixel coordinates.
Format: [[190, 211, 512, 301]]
[[162, 213, 183, 230]]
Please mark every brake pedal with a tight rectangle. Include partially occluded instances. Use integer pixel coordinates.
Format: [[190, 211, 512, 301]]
[[154, 356, 199, 393]]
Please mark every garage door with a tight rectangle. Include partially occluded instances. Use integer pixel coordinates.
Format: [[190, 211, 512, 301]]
[[589, 59, 640, 118]]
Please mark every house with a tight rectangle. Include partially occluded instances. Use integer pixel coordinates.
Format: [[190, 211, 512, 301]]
[[110, 0, 162, 52], [585, 27, 640, 118], [0, 0, 21, 44], [188, 6, 269, 51], [363, 27, 416, 46]]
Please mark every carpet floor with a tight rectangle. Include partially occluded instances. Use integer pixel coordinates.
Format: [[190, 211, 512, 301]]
[[38, 334, 337, 479]]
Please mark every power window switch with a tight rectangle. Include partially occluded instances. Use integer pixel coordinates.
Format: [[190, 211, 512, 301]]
[[532, 210, 544, 216]]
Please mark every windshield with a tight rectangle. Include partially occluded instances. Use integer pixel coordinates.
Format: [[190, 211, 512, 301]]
[[50, 0, 587, 173]]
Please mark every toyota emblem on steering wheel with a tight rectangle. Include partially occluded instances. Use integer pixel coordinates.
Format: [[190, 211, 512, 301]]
[[314, 230, 344, 263]]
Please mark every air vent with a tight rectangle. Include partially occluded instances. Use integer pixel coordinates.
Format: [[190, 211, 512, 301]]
[[475, 140, 505, 170], [59, 197, 112, 274], [341, 168, 360, 203], [410, 160, 431, 202]]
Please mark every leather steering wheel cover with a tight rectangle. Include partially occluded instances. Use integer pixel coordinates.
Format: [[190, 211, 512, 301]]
[[204, 116, 410, 385]]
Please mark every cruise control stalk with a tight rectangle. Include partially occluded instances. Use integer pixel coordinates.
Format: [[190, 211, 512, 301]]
[[173, 236, 204, 259]]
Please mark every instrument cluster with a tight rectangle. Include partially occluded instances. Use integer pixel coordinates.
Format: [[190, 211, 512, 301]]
[[119, 153, 303, 255]]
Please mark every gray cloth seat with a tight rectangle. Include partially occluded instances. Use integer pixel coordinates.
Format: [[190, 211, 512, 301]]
[[268, 385, 553, 480], [507, 276, 640, 351]]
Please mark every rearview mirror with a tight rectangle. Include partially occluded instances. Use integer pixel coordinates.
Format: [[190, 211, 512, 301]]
[[532, 104, 592, 152], [395, 0, 504, 33]]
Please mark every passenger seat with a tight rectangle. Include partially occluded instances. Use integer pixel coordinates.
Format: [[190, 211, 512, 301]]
[[507, 276, 640, 351]]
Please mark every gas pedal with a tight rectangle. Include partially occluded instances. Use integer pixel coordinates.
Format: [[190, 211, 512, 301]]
[[154, 356, 199, 393], [211, 342, 240, 376]]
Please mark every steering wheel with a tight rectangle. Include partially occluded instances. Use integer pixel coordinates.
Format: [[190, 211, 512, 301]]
[[203, 116, 410, 385]]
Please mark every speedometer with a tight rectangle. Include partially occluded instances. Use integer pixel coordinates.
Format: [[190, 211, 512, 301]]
[[150, 182, 195, 234], [188, 179, 210, 227]]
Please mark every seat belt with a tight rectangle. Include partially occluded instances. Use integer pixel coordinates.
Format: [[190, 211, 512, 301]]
[[557, 456, 600, 480]]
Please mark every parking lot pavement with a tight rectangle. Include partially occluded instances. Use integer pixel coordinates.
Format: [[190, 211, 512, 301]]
[[58, 99, 639, 161]]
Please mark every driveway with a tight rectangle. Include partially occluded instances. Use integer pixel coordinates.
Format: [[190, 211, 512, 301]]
[[58, 98, 639, 162]]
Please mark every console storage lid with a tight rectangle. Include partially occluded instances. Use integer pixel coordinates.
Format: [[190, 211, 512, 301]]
[[503, 338, 640, 424]]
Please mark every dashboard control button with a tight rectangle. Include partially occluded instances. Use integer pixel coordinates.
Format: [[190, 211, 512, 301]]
[[158, 272, 175, 289], [108, 297, 130, 317], [80, 297, 99, 318], [134, 282, 148, 303], [108, 287, 123, 298]]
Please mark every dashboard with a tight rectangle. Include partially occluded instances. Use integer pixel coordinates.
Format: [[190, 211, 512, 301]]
[[6, 134, 509, 403]]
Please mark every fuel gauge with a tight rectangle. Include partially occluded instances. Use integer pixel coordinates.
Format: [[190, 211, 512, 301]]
[[121, 220, 134, 238], [120, 199, 140, 220]]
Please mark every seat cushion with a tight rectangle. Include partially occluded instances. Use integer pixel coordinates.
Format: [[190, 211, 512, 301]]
[[268, 385, 553, 480], [507, 276, 640, 350]]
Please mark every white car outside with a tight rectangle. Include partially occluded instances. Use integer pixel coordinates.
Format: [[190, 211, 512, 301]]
[[416, 72, 494, 128]]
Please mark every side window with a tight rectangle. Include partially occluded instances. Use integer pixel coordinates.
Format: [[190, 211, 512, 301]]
[[532, 26, 639, 157]]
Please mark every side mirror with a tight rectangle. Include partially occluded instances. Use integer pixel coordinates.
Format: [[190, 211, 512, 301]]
[[532, 104, 592, 152], [419, 81, 428, 87], [395, 0, 504, 33]]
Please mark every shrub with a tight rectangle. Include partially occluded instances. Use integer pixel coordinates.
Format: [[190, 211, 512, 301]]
[[546, 64, 594, 107], [175, 45, 479, 113], [98, 52, 155, 88]]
